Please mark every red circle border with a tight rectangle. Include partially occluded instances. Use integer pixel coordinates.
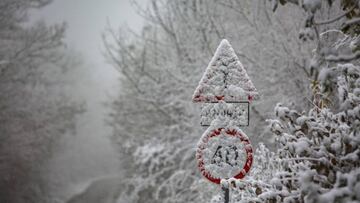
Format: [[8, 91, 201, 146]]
[[196, 128, 253, 184]]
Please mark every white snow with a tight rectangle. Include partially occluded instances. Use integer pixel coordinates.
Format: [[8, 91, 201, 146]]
[[192, 39, 259, 102], [200, 102, 248, 126], [303, 0, 322, 13], [197, 121, 252, 180], [202, 131, 246, 179]]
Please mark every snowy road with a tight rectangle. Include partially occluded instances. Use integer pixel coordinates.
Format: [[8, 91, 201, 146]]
[[43, 63, 121, 202], [66, 176, 122, 203]]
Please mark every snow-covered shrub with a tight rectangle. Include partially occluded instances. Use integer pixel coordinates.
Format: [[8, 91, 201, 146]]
[[232, 1, 360, 202], [217, 1, 360, 202], [222, 63, 360, 202], [256, 36, 360, 203], [263, 73, 360, 202]]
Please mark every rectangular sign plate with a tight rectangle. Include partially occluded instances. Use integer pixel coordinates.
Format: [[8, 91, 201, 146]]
[[200, 102, 249, 126]]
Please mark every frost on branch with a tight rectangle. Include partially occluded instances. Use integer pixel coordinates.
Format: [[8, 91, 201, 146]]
[[256, 2, 360, 201], [259, 63, 360, 202]]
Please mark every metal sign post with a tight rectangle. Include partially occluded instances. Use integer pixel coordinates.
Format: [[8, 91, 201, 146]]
[[222, 185, 230, 203], [192, 39, 260, 203]]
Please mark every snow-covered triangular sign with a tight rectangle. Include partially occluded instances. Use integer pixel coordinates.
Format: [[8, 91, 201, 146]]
[[192, 39, 259, 103]]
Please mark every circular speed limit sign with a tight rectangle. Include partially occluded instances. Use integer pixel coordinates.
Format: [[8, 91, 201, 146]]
[[196, 128, 253, 184]]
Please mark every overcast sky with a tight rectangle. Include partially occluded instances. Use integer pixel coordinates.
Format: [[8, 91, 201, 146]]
[[31, 0, 146, 82]]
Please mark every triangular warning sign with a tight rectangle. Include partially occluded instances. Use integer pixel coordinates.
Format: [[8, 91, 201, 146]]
[[192, 39, 259, 103]]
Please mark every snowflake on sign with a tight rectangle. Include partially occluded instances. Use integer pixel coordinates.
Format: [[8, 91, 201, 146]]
[[200, 102, 249, 126], [192, 39, 259, 103], [196, 119, 253, 184]]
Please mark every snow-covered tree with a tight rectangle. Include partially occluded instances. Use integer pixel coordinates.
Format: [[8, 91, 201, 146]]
[[0, 1, 83, 202], [215, 1, 360, 202], [105, 0, 314, 202]]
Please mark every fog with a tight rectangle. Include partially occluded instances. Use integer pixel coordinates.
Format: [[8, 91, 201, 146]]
[[3, 0, 359, 202], [29, 0, 146, 200]]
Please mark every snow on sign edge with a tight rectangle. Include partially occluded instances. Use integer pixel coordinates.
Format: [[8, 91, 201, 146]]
[[192, 39, 260, 103], [196, 124, 253, 184]]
